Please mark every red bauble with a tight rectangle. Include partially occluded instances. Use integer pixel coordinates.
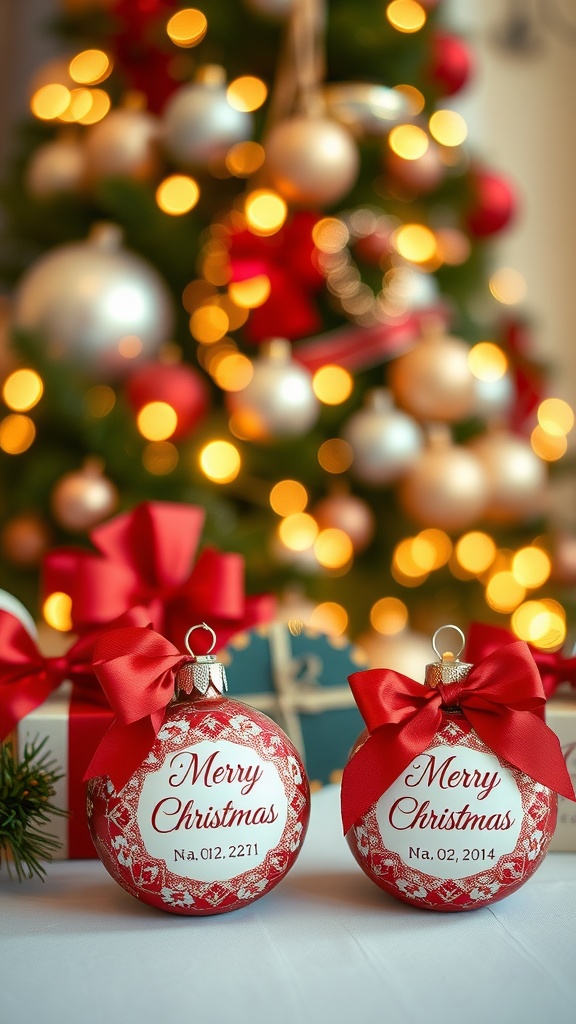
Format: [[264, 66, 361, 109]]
[[428, 31, 474, 97], [125, 362, 210, 439], [466, 170, 517, 238], [345, 713, 556, 912], [87, 635, 310, 916]]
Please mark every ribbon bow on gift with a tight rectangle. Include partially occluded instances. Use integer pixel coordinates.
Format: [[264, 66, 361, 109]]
[[341, 640, 575, 836], [84, 625, 194, 792], [0, 611, 108, 741], [465, 621, 576, 699], [42, 501, 275, 648]]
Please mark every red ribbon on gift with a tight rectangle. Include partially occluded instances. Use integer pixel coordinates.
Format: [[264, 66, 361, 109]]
[[42, 501, 275, 650], [84, 624, 192, 791], [341, 640, 575, 835], [0, 611, 108, 741], [465, 621, 576, 699]]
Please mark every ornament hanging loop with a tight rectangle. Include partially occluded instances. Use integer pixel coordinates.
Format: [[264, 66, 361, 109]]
[[431, 624, 466, 663], [185, 622, 217, 658]]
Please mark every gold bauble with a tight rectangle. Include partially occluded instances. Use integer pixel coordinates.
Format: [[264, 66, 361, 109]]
[[264, 115, 360, 208], [1, 513, 53, 567], [84, 106, 162, 183], [25, 134, 86, 198], [51, 461, 119, 533], [398, 431, 488, 531], [388, 329, 476, 423]]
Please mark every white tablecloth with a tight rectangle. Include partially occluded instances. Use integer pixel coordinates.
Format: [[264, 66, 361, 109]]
[[1, 785, 574, 1024]]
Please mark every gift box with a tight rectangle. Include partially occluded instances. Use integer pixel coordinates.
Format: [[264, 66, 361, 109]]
[[546, 692, 576, 852], [13, 682, 113, 859], [221, 622, 368, 785]]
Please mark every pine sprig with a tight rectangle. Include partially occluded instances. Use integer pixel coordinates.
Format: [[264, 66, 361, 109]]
[[0, 736, 69, 881]]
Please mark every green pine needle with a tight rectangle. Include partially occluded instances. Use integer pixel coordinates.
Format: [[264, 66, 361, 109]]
[[0, 735, 69, 881]]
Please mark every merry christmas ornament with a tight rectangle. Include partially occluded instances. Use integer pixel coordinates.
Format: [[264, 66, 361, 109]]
[[341, 624, 575, 912], [86, 622, 310, 915]]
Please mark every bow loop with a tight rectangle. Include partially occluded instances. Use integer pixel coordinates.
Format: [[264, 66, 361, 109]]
[[341, 638, 575, 835], [85, 625, 191, 790]]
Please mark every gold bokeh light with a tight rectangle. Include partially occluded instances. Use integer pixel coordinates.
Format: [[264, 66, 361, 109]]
[[31, 83, 71, 120], [244, 190, 287, 236], [211, 352, 253, 391], [199, 440, 241, 483], [0, 414, 36, 454], [136, 401, 178, 441], [166, 8, 208, 47], [2, 369, 44, 411], [225, 141, 265, 177], [278, 513, 318, 551], [228, 275, 271, 309], [468, 342, 508, 382], [531, 425, 568, 462], [156, 175, 200, 215], [386, 0, 427, 33], [489, 267, 527, 305], [428, 109, 467, 147], [142, 441, 179, 475], [318, 438, 354, 474], [43, 591, 73, 632], [389, 124, 429, 160], [370, 596, 408, 635], [393, 223, 436, 263], [69, 49, 112, 85], [485, 570, 525, 612], [270, 479, 308, 517], [511, 599, 566, 650], [537, 397, 574, 437], [455, 531, 496, 575], [312, 365, 353, 405], [309, 602, 349, 636], [314, 527, 354, 569], [227, 76, 268, 112], [511, 546, 551, 588]]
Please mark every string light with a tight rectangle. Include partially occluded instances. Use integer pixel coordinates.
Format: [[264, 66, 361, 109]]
[[189, 304, 230, 343], [43, 592, 73, 632], [156, 175, 200, 215], [228, 275, 271, 309], [199, 440, 241, 483], [166, 8, 208, 47], [2, 369, 43, 411]]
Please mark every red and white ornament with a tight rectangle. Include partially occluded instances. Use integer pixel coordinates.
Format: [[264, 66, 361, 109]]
[[341, 624, 573, 912], [87, 623, 310, 916]]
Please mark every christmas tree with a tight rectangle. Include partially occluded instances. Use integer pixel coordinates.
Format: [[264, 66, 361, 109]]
[[0, 0, 574, 665]]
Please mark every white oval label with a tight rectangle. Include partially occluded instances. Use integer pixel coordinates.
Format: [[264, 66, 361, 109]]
[[138, 739, 288, 881], [375, 744, 523, 879]]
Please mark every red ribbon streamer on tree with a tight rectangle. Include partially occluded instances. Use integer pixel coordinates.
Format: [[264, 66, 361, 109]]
[[42, 501, 275, 650], [465, 621, 576, 699], [84, 625, 193, 791], [341, 641, 575, 836]]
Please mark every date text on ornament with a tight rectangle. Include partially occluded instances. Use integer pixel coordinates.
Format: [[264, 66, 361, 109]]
[[174, 842, 260, 862], [139, 739, 287, 881], [376, 745, 522, 880]]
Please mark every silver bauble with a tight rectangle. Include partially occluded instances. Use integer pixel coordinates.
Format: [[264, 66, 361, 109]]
[[13, 223, 174, 379], [342, 388, 424, 486], [25, 135, 86, 197], [51, 460, 119, 533], [162, 69, 254, 169], [226, 338, 320, 441], [471, 371, 514, 419], [398, 430, 489, 531], [388, 329, 476, 423], [469, 429, 548, 522], [264, 115, 360, 208], [312, 492, 375, 553], [84, 106, 161, 182]]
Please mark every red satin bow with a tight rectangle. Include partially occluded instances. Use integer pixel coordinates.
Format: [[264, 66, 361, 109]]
[[0, 611, 106, 741], [228, 212, 325, 343], [341, 640, 575, 836], [42, 501, 275, 649], [84, 625, 192, 791]]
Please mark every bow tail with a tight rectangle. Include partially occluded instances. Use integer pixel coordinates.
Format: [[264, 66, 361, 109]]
[[465, 706, 575, 801], [341, 711, 441, 835], [84, 715, 159, 793]]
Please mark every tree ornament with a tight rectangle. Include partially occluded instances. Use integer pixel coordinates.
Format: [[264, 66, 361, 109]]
[[469, 429, 547, 523], [322, 82, 412, 138], [466, 169, 517, 238], [341, 388, 424, 486], [386, 142, 446, 196], [162, 66, 254, 170], [0, 513, 53, 568], [471, 370, 515, 420], [388, 326, 477, 423], [264, 114, 360, 208], [341, 624, 573, 911], [427, 31, 474, 96], [12, 223, 174, 379], [25, 133, 86, 198], [226, 338, 320, 441], [125, 361, 210, 440], [51, 460, 119, 533], [398, 429, 488, 532], [312, 491, 376, 554], [357, 627, 433, 679], [551, 532, 576, 587], [86, 622, 310, 915], [83, 99, 162, 183]]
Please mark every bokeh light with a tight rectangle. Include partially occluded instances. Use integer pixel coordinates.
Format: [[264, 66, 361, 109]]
[[189, 304, 230, 343], [227, 76, 268, 112], [43, 591, 73, 632], [318, 438, 354, 474], [278, 513, 318, 551], [489, 267, 527, 305], [389, 124, 429, 160], [485, 570, 525, 612], [136, 401, 178, 441], [393, 223, 436, 263], [244, 190, 287, 236], [270, 479, 309, 516], [455, 531, 496, 574], [312, 365, 353, 405], [69, 49, 112, 85], [228, 275, 271, 308], [2, 369, 44, 411], [468, 342, 508, 382], [156, 175, 200, 215], [314, 527, 354, 569], [537, 398, 574, 436], [511, 546, 551, 588], [511, 599, 566, 649], [309, 602, 349, 636], [386, 0, 427, 33], [142, 441, 179, 475], [0, 414, 36, 454], [531, 425, 568, 461], [428, 109, 467, 147], [211, 352, 254, 391], [370, 596, 408, 635], [225, 141, 265, 177], [199, 440, 241, 483], [166, 8, 208, 47]]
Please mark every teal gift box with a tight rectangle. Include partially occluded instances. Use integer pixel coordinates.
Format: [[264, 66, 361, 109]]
[[220, 623, 368, 786]]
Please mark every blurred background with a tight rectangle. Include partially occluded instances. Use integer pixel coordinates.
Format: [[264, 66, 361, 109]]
[[0, 0, 575, 674]]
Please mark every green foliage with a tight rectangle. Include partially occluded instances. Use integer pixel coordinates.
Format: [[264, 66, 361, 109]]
[[0, 736, 68, 881]]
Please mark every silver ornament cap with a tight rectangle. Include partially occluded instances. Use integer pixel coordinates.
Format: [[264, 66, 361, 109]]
[[425, 624, 473, 689], [175, 622, 229, 698]]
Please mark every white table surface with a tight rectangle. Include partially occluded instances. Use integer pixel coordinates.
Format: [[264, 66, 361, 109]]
[[1, 785, 574, 1024]]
